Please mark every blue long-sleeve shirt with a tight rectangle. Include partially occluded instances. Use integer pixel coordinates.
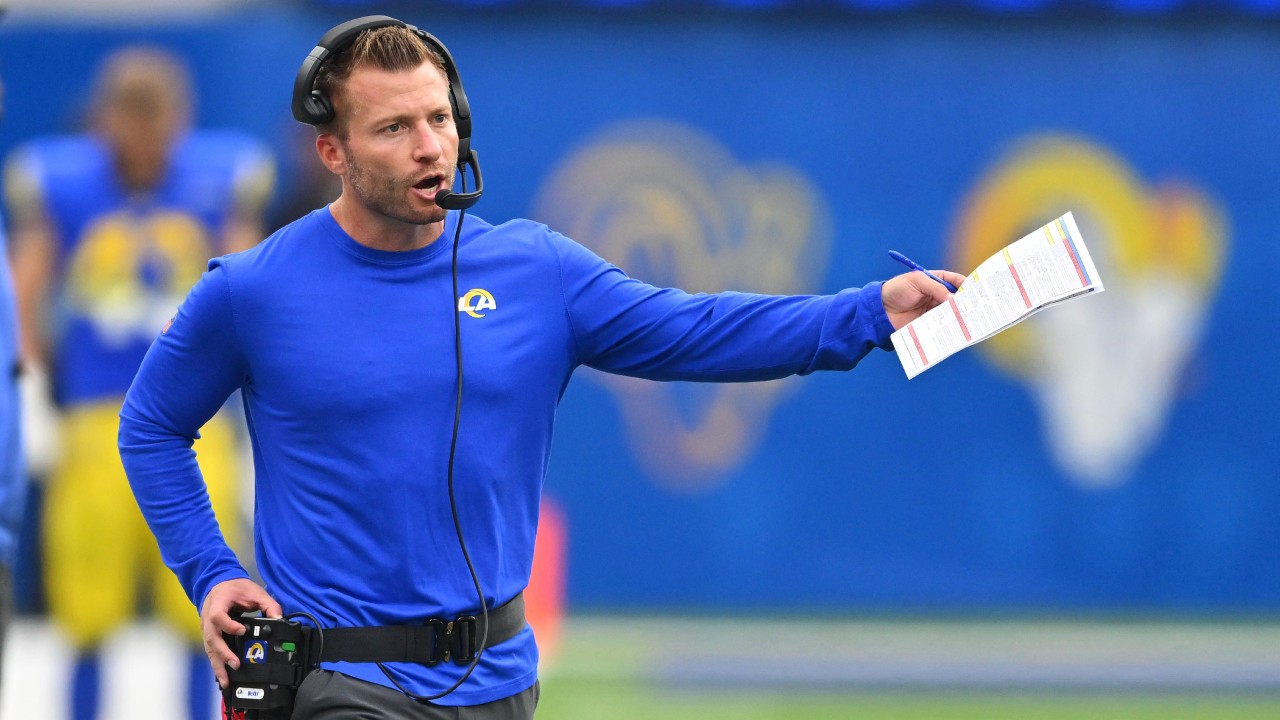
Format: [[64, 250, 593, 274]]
[[118, 206, 894, 705]]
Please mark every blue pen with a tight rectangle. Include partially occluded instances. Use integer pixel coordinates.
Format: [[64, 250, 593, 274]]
[[888, 250, 959, 293]]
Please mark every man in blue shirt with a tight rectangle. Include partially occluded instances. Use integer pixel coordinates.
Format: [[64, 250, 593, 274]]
[[119, 17, 964, 720]]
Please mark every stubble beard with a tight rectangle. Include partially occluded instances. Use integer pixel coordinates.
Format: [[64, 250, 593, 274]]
[[343, 144, 447, 227]]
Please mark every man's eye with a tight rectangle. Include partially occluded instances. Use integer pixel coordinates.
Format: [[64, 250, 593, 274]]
[[434, 114, 448, 124], [385, 123, 403, 133]]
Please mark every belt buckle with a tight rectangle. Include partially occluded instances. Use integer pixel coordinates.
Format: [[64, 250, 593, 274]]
[[450, 615, 479, 665], [425, 615, 479, 666], [425, 618, 449, 666]]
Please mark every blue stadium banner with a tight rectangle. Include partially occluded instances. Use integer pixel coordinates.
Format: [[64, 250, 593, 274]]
[[2, 6, 1277, 614], [316, 0, 1280, 16]]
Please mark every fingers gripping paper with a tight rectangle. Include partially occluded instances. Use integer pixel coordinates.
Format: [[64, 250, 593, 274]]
[[890, 212, 1105, 379]]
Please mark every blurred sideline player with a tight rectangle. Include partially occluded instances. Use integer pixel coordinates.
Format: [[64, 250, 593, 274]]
[[3, 47, 274, 720], [0, 0, 32, 699]]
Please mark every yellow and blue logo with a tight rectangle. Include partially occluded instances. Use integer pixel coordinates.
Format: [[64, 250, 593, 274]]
[[66, 209, 213, 347], [243, 640, 267, 664], [533, 120, 832, 492], [949, 134, 1226, 488], [457, 288, 497, 318]]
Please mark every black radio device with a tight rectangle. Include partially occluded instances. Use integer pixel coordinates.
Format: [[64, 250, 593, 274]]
[[222, 616, 315, 720]]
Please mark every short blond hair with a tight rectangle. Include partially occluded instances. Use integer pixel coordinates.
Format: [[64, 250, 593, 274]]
[[314, 26, 446, 135]]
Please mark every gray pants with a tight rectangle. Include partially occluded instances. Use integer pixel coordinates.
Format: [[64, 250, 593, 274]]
[[291, 670, 538, 720]]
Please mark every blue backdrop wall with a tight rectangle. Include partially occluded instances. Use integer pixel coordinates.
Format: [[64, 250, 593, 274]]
[[2, 6, 1276, 614]]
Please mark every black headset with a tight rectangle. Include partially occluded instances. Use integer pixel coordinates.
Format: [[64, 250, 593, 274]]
[[292, 15, 483, 210]]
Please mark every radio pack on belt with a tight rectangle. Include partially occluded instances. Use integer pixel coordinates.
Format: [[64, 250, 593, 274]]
[[222, 616, 314, 720], [221, 593, 527, 717]]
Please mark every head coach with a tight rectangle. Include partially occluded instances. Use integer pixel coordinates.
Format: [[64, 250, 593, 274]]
[[118, 15, 965, 720]]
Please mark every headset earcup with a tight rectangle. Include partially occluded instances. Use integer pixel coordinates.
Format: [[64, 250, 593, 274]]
[[304, 92, 334, 126]]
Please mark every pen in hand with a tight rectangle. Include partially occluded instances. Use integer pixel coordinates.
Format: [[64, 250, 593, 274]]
[[888, 250, 959, 293]]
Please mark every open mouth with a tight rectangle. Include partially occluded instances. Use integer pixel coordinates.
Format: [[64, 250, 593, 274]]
[[412, 175, 444, 193]]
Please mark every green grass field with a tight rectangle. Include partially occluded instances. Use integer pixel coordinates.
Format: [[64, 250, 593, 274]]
[[539, 679, 1280, 720], [533, 617, 1280, 720]]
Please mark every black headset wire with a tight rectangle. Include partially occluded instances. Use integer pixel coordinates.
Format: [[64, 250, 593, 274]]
[[286, 611, 325, 672], [376, 167, 490, 703]]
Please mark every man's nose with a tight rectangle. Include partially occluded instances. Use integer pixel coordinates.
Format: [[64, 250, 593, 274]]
[[412, 123, 443, 162]]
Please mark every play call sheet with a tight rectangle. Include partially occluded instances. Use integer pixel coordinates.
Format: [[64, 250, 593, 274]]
[[890, 212, 1105, 379]]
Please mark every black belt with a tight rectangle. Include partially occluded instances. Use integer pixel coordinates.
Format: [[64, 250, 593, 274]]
[[312, 592, 526, 667]]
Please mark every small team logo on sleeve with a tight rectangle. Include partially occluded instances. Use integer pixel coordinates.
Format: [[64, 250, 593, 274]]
[[162, 316, 175, 335], [457, 289, 497, 318]]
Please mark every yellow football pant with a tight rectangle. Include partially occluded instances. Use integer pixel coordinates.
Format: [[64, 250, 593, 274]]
[[44, 401, 241, 649]]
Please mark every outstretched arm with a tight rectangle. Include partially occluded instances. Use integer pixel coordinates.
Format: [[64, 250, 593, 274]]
[[552, 233, 897, 380]]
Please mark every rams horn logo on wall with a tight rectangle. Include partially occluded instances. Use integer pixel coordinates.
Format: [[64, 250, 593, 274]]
[[531, 119, 833, 493], [458, 289, 497, 318], [950, 134, 1226, 488]]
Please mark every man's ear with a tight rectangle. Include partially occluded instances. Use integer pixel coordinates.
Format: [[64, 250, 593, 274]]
[[315, 132, 346, 176]]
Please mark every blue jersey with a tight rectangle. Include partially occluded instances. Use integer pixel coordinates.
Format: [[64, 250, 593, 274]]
[[4, 131, 273, 406], [0, 208, 25, 566], [119, 207, 894, 705]]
